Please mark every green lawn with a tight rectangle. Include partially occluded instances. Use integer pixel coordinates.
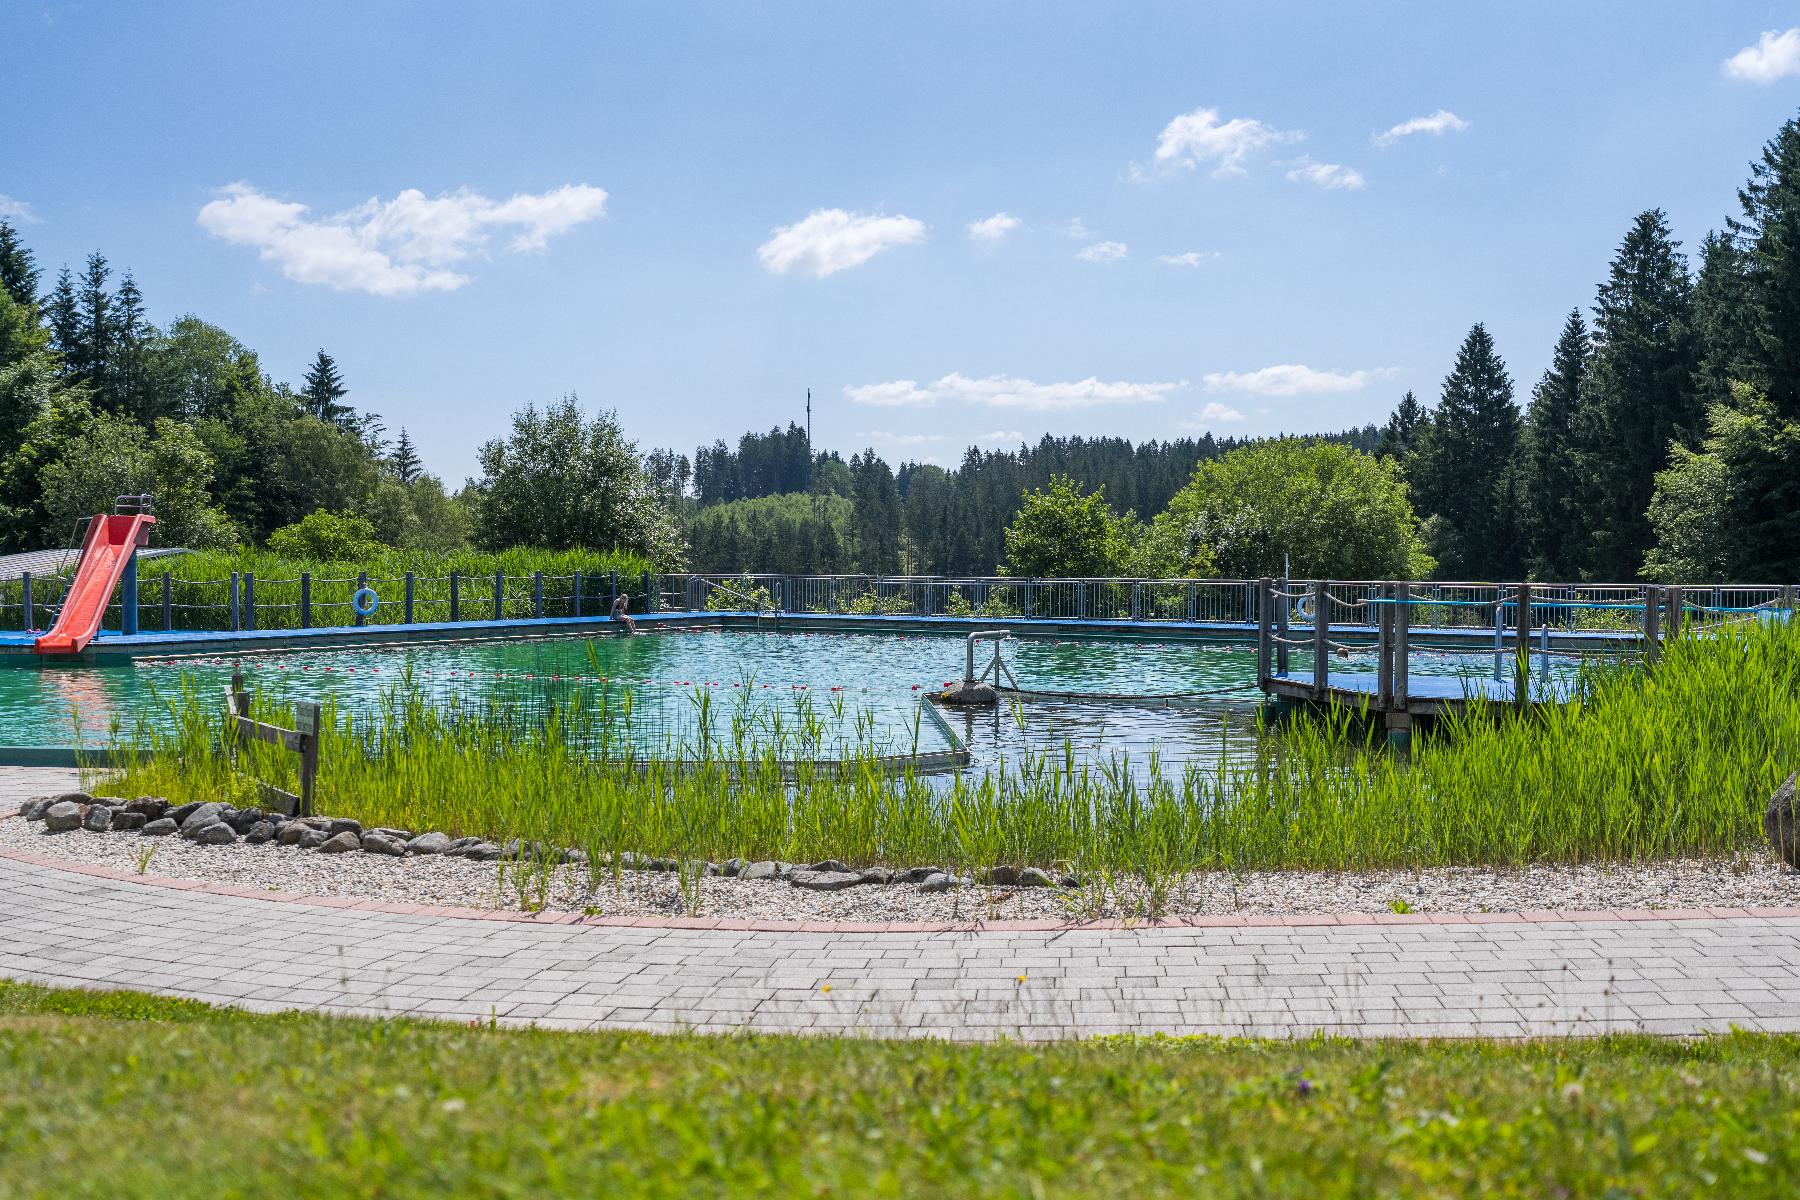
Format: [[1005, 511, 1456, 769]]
[[1, 982, 1796, 1197]]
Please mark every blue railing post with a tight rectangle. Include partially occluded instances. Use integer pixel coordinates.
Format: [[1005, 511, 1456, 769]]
[[300, 572, 311, 628], [404, 572, 415, 624], [121, 551, 140, 636]]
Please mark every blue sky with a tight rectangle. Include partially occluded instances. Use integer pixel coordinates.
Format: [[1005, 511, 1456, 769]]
[[7, 3, 1800, 483]]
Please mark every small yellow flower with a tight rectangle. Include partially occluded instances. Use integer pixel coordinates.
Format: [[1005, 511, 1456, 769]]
[[1016, 974, 1028, 984], [820, 984, 831, 993]]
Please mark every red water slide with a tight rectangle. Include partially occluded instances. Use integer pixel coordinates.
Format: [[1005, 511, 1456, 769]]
[[33, 513, 157, 655]]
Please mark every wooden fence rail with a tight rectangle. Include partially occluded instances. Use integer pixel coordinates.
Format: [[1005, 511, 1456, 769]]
[[225, 671, 320, 817]]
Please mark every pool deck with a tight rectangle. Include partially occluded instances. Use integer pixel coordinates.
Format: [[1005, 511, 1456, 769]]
[[3, 765, 1796, 1040], [0, 609, 1646, 662], [1264, 668, 1580, 716]]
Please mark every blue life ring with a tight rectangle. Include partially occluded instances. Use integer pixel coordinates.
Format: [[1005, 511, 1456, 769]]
[[352, 587, 380, 618], [1293, 593, 1315, 621]]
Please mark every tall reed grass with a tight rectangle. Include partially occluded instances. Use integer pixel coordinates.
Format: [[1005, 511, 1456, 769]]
[[97, 617, 1800, 881]]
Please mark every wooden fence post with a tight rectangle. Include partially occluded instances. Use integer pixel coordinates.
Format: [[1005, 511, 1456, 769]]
[[1393, 581, 1410, 708], [1513, 582, 1531, 707], [22, 571, 32, 631], [355, 571, 368, 628], [1256, 578, 1273, 685], [449, 571, 461, 623], [1643, 584, 1662, 666], [229, 573, 240, 631], [1376, 582, 1393, 709], [243, 572, 256, 632], [533, 571, 544, 619], [573, 570, 583, 619], [162, 571, 172, 632], [299, 572, 312, 628], [404, 572, 415, 624], [493, 570, 504, 621], [1311, 579, 1330, 700]]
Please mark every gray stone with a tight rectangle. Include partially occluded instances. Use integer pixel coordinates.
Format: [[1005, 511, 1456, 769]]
[[164, 802, 205, 826], [88, 795, 125, 808], [1017, 867, 1056, 888], [179, 802, 228, 831], [981, 865, 1020, 887], [323, 818, 362, 838], [361, 831, 406, 857], [297, 829, 330, 850], [317, 831, 362, 854], [191, 822, 237, 846], [563, 847, 589, 865], [893, 866, 942, 884], [919, 872, 971, 894], [370, 827, 413, 842], [140, 817, 178, 837], [808, 859, 852, 873], [43, 801, 83, 833], [1059, 874, 1083, 890], [406, 832, 452, 855], [739, 860, 780, 881], [80, 804, 113, 833], [1766, 771, 1800, 869], [440, 837, 484, 857], [244, 821, 278, 845], [938, 680, 998, 707], [223, 808, 266, 834], [787, 869, 867, 892], [50, 790, 95, 807], [645, 857, 679, 872], [464, 842, 504, 862], [721, 857, 745, 877], [277, 823, 311, 847], [857, 867, 892, 885], [124, 797, 169, 820], [19, 797, 55, 821], [111, 811, 147, 832]]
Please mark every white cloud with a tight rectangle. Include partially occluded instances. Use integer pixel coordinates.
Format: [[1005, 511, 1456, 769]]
[[0, 194, 38, 223], [1198, 402, 1245, 422], [846, 372, 1182, 411], [757, 208, 926, 278], [1374, 109, 1470, 147], [1724, 28, 1800, 83], [1149, 107, 1301, 176], [1203, 364, 1396, 396], [1285, 158, 1367, 190], [196, 182, 608, 296], [967, 212, 1021, 244], [1076, 240, 1129, 263], [1062, 217, 1093, 239], [1158, 251, 1220, 267]]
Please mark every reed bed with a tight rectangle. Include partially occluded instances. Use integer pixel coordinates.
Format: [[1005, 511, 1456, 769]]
[[98, 618, 1800, 885]]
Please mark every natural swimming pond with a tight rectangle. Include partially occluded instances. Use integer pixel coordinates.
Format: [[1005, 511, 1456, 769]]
[[0, 627, 1581, 772]]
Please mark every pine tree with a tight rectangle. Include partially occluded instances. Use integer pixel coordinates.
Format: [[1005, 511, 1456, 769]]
[[1377, 391, 1424, 460], [301, 349, 352, 427], [1730, 114, 1800, 421], [1577, 209, 1697, 580], [1410, 323, 1522, 579], [1520, 309, 1590, 578], [1691, 231, 1758, 413], [390, 428, 422, 484], [0, 220, 40, 308], [108, 271, 152, 420], [74, 251, 114, 387], [44, 266, 80, 371]]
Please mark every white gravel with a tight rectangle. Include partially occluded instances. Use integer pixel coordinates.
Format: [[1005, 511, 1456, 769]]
[[4, 815, 1795, 922]]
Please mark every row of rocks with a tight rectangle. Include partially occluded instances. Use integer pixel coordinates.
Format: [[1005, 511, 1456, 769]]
[[15, 792, 1075, 896]]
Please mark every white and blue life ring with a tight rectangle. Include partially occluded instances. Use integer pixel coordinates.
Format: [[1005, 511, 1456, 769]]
[[352, 587, 380, 618]]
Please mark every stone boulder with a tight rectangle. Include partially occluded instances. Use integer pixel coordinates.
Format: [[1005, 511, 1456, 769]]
[[322, 818, 362, 838], [124, 797, 169, 820], [140, 818, 178, 837], [406, 832, 452, 856], [244, 821, 278, 845], [1016, 867, 1056, 888], [938, 681, 998, 708], [80, 805, 113, 833], [317, 831, 362, 854], [190, 822, 237, 846], [223, 808, 267, 835], [111, 811, 147, 832], [297, 829, 329, 849], [1766, 771, 1800, 869], [361, 831, 406, 857], [277, 823, 310, 847], [464, 842, 504, 862], [43, 801, 83, 833], [787, 869, 868, 892], [178, 803, 228, 832], [919, 872, 970, 893], [19, 797, 55, 821], [739, 860, 780, 881]]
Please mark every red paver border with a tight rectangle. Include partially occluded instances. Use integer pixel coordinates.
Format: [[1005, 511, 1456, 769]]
[[5, 842, 1798, 933]]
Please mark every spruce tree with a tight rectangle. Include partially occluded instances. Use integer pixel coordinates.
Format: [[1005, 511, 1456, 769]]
[[75, 251, 114, 387], [1410, 323, 1522, 580], [1691, 231, 1758, 413], [1520, 309, 1590, 578], [0, 220, 40, 308], [390, 428, 422, 484], [301, 349, 352, 427], [1377, 391, 1424, 460], [1730, 114, 1800, 421], [108, 271, 152, 420], [1577, 210, 1697, 580], [44, 266, 80, 371]]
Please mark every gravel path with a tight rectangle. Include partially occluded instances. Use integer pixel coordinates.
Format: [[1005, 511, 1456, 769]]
[[4, 814, 1793, 922]]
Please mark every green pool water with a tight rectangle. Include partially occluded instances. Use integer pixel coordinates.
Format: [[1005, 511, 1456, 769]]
[[0, 628, 1559, 772]]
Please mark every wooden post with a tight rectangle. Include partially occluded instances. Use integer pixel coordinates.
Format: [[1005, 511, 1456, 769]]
[[1667, 585, 1685, 641], [533, 571, 544, 619], [229, 572, 240, 631], [1393, 581, 1410, 708], [1256, 577, 1273, 685], [1513, 582, 1531, 708], [573, 570, 583, 619], [354, 571, 368, 628], [1376, 582, 1393, 710], [21, 571, 32, 632], [242, 572, 256, 632], [1311, 579, 1330, 700], [161, 570, 172, 632], [1275, 577, 1290, 676], [1643, 584, 1662, 666], [449, 571, 461, 623], [493, 570, 504, 621], [404, 572, 415, 624], [299, 572, 312, 628]]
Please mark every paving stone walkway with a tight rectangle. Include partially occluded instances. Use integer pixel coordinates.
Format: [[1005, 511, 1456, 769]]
[[5, 767, 1800, 1039]]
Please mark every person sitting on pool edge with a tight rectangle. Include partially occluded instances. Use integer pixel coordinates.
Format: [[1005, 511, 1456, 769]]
[[611, 592, 638, 634]]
